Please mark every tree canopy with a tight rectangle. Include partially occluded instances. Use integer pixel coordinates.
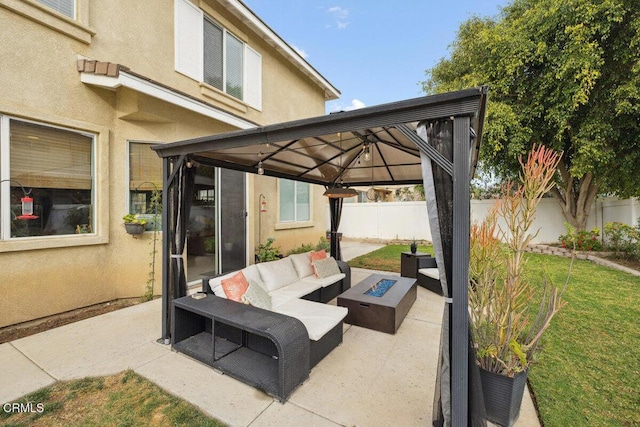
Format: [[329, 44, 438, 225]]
[[423, 0, 640, 229]]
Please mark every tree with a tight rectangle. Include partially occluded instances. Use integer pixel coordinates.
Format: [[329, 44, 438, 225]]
[[423, 0, 640, 229]]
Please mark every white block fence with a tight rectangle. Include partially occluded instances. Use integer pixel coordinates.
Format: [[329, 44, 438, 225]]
[[329, 198, 639, 244]]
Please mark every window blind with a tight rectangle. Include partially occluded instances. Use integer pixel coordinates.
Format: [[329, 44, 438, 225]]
[[203, 18, 224, 91], [10, 120, 92, 190], [225, 33, 244, 100], [296, 182, 310, 221], [279, 179, 295, 221], [129, 142, 162, 191], [36, 0, 74, 19]]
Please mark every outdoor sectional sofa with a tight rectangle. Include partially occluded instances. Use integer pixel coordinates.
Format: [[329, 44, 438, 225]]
[[193, 252, 351, 400]]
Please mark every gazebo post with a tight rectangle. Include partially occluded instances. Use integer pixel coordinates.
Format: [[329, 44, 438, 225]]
[[161, 156, 171, 343]]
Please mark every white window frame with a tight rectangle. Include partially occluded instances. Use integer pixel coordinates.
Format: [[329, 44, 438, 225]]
[[174, 0, 262, 110], [0, 116, 97, 243]]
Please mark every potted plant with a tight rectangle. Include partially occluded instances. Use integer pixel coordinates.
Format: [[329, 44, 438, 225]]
[[123, 213, 147, 236], [409, 238, 418, 254], [469, 145, 571, 427]]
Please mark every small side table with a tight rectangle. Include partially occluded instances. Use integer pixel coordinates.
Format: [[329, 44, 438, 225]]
[[400, 252, 432, 278]]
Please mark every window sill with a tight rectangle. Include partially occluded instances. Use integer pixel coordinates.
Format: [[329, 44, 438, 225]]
[[0, 0, 95, 44], [200, 83, 248, 114], [274, 221, 314, 231], [0, 233, 108, 253]]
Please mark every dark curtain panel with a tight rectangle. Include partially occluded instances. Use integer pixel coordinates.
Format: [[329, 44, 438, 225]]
[[420, 120, 486, 427], [163, 158, 196, 340], [419, 120, 454, 426], [329, 197, 343, 260]]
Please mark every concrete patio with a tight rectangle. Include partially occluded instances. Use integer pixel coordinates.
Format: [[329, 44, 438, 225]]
[[0, 243, 540, 426]]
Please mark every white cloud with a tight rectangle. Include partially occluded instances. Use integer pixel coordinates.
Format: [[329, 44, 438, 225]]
[[328, 6, 349, 19], [329, 99, 366, 113], [347, 99, 366, 110], [292, 44, 308, 59], [327, 6, 349, 29]]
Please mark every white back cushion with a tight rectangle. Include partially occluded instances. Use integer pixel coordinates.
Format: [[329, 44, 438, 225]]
[[242, 264, 262, 284], [289, 252, 314, 278], [208, 271, 235, 298], [256, 257, 299, 292]]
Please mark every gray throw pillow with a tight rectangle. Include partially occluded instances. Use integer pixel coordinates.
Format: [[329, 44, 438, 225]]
[[312, 256, 341, 278], [242, 279, 272, 310]]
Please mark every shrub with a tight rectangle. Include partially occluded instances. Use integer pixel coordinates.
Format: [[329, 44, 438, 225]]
[[315, 236, 330, 252], [558, 223, 602, 251], [603, 221, 639, 259], [286, 237, 331, 256], [255, 238, 281, 262], [287, 242, 315, 255]]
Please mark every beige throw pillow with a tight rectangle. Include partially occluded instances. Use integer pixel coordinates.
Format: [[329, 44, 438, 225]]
[[242, 279, 272, 310], [312, 256, 341, 278]]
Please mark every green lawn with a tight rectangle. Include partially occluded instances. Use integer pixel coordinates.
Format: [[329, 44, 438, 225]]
[[1, 370, 225, 427], [348, 245, 640, 427], [348, 244, 435, 272]]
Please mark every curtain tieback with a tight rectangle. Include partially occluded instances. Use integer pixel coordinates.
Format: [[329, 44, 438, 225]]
[[444, 297, 453, 304], [170, 254, 183, 259]]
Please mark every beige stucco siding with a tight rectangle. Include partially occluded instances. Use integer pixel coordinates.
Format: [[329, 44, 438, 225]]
[[0, 0, 333, 327]]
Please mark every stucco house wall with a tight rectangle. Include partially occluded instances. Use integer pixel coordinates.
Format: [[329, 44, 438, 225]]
[[0, 0, 337, 327]]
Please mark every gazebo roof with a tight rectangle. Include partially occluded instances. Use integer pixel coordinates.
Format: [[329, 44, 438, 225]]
[[151, 87, 487, 187]]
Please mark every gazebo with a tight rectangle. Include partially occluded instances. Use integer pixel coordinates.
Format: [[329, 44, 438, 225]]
[[152, 86, 488, 426]]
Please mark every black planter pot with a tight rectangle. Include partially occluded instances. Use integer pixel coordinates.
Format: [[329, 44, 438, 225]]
[[124, 223, 145, 236], [479, 368, 528, 427]]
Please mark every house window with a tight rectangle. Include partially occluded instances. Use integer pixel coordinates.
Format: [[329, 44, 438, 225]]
[[129, 142, 162, 231], [1, 118, 94, 238], [35, 0, 75, 19], [175, 0, 262, 109], [279, 179, 310, 222]]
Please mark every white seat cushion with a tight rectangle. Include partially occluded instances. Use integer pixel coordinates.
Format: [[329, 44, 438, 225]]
[[256, 257, 299, 292], [273, 299, 347, 341], [268, 280, 321, 303], [300, 273, 346, 288], [289, 252, 314, 278], [418, 268, 440, 280]]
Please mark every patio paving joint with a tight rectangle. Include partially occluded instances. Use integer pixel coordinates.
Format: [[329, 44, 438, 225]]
[[10, 342, 58, 382]]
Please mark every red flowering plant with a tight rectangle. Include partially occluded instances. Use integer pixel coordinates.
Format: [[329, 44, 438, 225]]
[[559, 223, 602, 251]]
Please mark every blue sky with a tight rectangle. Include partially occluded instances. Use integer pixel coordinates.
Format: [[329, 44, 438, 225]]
[[243, 0, 507, 113]]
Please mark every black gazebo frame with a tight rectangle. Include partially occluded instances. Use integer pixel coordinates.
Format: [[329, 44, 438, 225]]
[[152, 86, 488, 427]]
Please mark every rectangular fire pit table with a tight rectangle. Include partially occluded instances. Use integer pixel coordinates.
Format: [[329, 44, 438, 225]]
[[337, 274, 417, 334]]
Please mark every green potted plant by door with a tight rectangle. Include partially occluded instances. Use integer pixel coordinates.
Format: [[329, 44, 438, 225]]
[[123, 213, 147, 236], [469, 145, 572, 427]]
